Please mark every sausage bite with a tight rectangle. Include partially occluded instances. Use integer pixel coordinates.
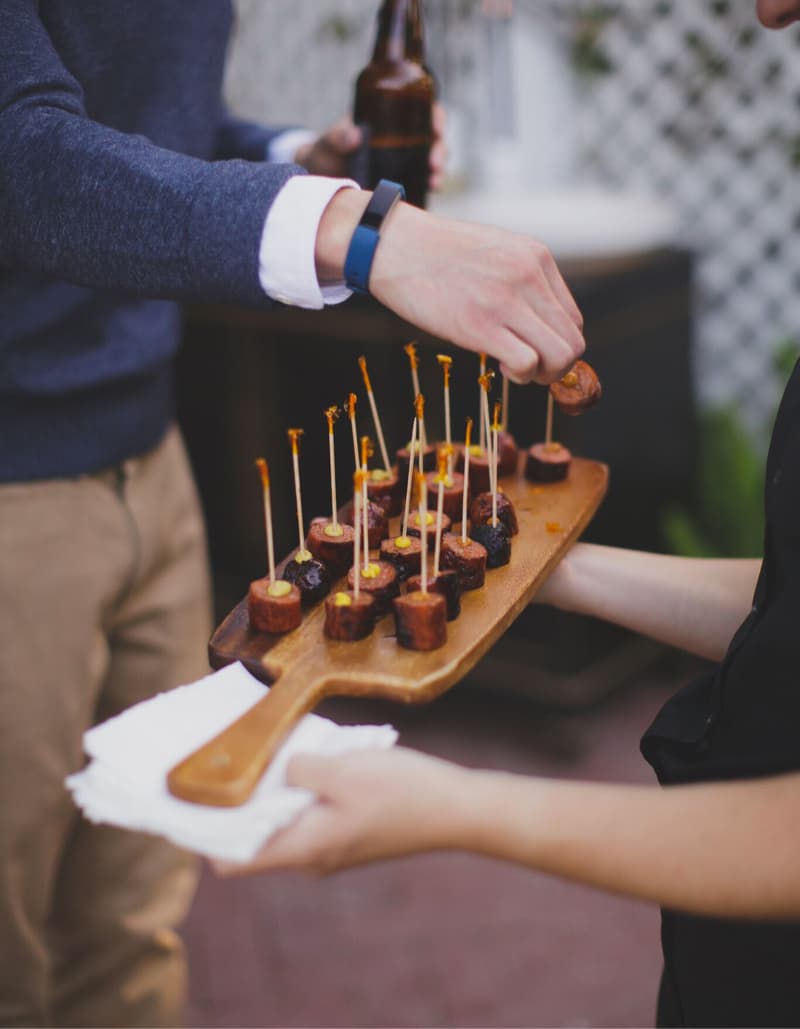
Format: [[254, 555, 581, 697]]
[[323, 590, 376, 641], [549, 361, 602, 416], [247, 578, 302, 634], [525, 442, 572, 484], [440, 533, 488, 591], [393, 591, 447, 651]]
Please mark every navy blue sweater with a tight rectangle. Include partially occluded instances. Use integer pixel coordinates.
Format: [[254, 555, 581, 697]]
[[0, 0, 305, 481]]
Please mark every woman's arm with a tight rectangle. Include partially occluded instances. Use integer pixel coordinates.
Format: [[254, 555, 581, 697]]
[[534, 543, 761, 661], [216, 747, 800, 922]]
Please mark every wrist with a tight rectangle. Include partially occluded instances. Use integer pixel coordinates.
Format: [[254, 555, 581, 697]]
[[315, 187, 371, 284]]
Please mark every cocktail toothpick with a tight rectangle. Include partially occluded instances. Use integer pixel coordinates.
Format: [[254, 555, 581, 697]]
[[416, 471, 428, 594], [347, 392, 360, 472], [287, 428, 311, 561], [433, 446, 451, 577], [492, 401, 503, 527], [479, 370, 496, 519], [437, 354, 453, 476], [415, 393, 427, 476], [461, 417, 473, 544], [360, 435, 374, 572], [324, 405, 342, 536], [256, 457, 276, 585], [545, 390, 554, 448], [401, 412, 418, 540], [352, 468, 364, 600], [478, 352, 487, 452], [358, 355, 392, 474], [404, 341, 426, 450], [502, 373, 510, 432]]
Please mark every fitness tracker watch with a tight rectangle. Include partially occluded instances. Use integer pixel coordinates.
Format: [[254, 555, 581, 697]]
[[344, 179, 406, 296]]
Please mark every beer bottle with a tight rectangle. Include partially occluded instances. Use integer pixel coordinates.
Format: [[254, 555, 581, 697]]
[[350, 0, 435, 209]]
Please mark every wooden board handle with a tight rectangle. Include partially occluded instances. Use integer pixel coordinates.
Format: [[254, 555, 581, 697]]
[[167, 667, 328, 807]]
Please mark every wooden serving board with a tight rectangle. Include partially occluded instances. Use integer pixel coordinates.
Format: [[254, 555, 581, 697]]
[[168, 456, 608, 806]]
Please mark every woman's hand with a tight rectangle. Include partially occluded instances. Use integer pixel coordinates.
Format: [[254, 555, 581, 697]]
[[212, 747, 472, 877]]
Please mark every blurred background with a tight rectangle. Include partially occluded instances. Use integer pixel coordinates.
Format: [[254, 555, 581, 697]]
[[177, 2, 800, 1025]]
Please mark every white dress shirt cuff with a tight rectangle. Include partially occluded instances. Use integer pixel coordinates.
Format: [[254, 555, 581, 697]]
[[259, 176, 359, 309], [267, 129, 316, 166]]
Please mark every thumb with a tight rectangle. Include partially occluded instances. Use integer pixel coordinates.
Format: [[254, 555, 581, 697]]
[[285, 751, 339, 792], [330, 118, 362, 154]]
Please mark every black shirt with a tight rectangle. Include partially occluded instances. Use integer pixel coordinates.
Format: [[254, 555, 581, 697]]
[[641, 360, 800, 1027]]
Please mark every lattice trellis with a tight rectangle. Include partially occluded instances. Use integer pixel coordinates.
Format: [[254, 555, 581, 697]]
[[225, 0, 800, 427]]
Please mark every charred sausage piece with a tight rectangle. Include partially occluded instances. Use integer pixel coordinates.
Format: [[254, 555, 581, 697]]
[[393, 591, 447, 651], [407, 510, 452, 550], [456, 444, 496, 495], [525, 442, 572, 484], [247, 578, 302, 634], [380, 535, 423, 581], [283, 556, 331, 607], [425, 470, 467, 523], [469, 522, 511, 569], [346, 560, 400, 617], [367, 470, 402, 517], [396, 442, 436, 482], [497, 431, 519, 477], [440, 533, 487, 591], [549, 360, 602, 416], [468, 491, 519, 537], [306, 519, 355, 578], [323, 590, 376, 641], [341, 498, 389, 549], [406, 569, 461, 621]]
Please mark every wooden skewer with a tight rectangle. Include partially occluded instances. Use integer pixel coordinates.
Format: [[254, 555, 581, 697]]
[[545, 390, 554, 448], [287, 429, 311, 561], [347, 392, 360, 472], [360, 435, 373, 573], [502, 373, 510, 432], [415, 393, 427, 477], [417, 471, 428, 594], [404, 341, 426, 450], [255, 458, 277, 587], [325, 406, 341, 534], [492, 401, 503, 527], [401, 413, 418, 540], [433, 447, 449, 577], [352, 469, 364, 600], [479, 371, 496, 520], [478, 352, 487, 452], [437, 354, 453, 476], [461, 417, 472, 544], [358, 355, 392, 474]]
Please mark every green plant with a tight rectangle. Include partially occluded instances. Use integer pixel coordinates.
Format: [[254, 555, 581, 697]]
[[661, 338, 800, 557]]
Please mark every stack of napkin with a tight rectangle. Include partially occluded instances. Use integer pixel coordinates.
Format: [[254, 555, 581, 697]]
[[66, 662, 397, 863]]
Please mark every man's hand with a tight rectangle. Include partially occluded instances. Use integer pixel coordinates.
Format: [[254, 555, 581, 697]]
[[369, 203, 585, 384], [212, 747, 471, 878], [294, 108, 446, 191], [315, 189, 584, 384]]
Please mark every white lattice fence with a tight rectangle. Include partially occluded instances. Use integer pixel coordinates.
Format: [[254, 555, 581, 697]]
[[225, 0, 800, 426]]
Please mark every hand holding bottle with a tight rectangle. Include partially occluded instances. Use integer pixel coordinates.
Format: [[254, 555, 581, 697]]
[[294, 106, 447, 192]]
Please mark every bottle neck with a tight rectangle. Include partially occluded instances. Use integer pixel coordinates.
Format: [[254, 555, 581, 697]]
[[372, 0, 425, 64]]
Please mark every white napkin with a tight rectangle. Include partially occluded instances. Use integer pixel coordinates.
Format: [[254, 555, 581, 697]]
[[66, 662, 397, 863]]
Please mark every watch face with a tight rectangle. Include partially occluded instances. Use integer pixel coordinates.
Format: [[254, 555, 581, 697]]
[[363, 180, 405, 229]]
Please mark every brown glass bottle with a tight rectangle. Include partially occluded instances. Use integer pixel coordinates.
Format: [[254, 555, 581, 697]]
[[350, 0, 435, 209]]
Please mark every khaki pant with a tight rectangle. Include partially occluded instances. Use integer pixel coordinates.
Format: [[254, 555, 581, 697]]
[[0, 427, 213, 1027]]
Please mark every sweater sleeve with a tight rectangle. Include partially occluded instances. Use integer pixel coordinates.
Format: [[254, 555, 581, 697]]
[[213, 110, 293, 163], [0, 0, 305, 307]]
